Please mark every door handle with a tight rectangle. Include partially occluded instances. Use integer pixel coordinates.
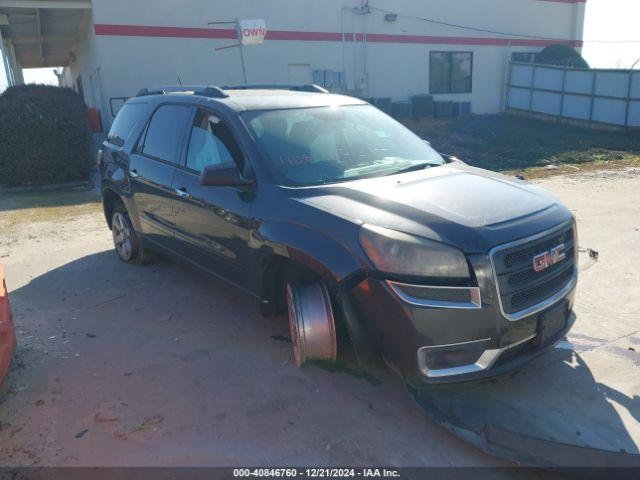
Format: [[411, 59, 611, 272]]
[[175, 187, 191, 199], [129, 169, 140, 178]]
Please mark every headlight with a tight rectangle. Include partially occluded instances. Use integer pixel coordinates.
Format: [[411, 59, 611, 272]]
[[359, 224, 470, 278]]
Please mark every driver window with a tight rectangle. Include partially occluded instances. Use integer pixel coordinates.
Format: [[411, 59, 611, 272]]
[[186, 111, 243, 172]]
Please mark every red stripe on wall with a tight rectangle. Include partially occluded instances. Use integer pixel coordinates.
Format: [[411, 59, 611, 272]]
[[94, 24, 237, 39], [94, 24, 583, 48]]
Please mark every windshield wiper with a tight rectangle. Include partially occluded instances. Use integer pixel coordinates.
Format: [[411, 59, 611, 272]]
[[387, 162, 438, 176]]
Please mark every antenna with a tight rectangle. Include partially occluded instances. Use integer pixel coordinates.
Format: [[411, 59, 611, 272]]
[[177, 75, 183, 85]]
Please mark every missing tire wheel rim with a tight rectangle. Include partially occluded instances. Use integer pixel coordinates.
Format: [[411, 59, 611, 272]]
[[286, 282, 337, 366]]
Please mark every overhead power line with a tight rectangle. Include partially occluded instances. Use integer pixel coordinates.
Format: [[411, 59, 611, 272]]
[[368, 5, 640, 44]]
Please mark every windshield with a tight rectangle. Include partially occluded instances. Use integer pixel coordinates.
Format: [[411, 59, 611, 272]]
[[242, 104, 444, 186]]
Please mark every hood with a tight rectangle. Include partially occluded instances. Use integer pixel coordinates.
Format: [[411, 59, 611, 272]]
[[295, 163, 571, 253]]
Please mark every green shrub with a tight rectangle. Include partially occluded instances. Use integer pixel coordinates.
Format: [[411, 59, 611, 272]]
[[0, 84, 93, 187], [536, 45, 589, 69]]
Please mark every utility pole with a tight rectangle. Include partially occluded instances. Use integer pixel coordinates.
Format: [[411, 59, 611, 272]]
[[236, 20, 249, 85]]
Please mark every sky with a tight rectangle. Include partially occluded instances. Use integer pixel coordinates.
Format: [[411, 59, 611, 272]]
[[0, 0, 638, 92], [0, 66, 58, 92], [581, 0, 640, 69]]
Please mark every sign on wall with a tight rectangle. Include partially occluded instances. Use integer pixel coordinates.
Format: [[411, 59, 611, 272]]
[[238, 19, 267, 46]]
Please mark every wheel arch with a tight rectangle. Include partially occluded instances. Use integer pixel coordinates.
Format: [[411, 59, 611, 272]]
[[257, 222, 376, 368], [102, 188, 123, 229], [256, 220, 365, 314]]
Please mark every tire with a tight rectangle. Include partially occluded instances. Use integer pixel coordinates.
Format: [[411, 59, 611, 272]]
[[111, 203, 153, 264], [286, 279, 337, 366]]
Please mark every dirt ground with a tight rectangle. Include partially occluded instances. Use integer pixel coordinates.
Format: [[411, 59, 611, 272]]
[[0, 168, 638, 467]]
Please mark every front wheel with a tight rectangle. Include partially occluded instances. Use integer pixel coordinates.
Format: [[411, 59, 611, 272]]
[[286, 281, 337, 366]]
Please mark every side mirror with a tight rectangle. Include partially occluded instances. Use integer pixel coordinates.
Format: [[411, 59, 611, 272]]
[[199, 163, 254, 189]]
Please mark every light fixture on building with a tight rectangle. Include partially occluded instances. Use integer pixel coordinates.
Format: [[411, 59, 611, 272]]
[[384, 13, 398, 22]]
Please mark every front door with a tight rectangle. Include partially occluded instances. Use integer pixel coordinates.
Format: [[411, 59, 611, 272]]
[[128, 103, 193, 249], [171, 109, 256, 288]]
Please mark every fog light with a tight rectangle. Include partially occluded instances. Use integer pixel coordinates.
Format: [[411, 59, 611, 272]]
[[417, 337, 503, 378], [422, 348, 484, 371]]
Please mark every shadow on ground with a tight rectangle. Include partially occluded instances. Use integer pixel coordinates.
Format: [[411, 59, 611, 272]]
[[413, 333, 640, 467]]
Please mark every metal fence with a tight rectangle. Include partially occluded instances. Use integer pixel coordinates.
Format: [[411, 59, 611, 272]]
[[506, 62, 640, 128]]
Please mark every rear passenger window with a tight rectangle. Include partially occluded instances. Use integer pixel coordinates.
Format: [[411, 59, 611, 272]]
[[107, 103, 146, 147], [186, 110, 244, 172], [138, 105, 192, 163]]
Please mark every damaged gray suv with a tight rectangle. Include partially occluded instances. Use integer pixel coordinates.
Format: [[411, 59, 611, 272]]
[[100, 84, 578, 386]]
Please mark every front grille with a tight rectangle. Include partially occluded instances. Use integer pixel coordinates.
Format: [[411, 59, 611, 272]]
[[491, 222, 576, 317], [510, 266, 574, 309]]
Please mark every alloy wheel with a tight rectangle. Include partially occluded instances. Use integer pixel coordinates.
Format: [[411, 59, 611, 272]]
[[112, 212, 134, 261]]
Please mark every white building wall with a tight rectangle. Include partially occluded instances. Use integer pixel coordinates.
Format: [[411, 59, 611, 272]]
[[66, 0, 586, 127], [63, 11, 112, 128]]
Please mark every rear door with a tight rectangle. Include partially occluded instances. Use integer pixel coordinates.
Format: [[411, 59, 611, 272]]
[[171, 108, 256, 288], [128, 103, 194, 249]]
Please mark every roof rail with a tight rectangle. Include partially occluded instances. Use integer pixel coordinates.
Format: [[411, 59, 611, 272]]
[[136, 85, 229, 98], [222, 84, 329, 93]]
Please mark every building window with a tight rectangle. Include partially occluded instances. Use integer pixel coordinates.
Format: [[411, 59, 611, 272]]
[[512, 52, 538, 64], [429, 52, 473, 94]]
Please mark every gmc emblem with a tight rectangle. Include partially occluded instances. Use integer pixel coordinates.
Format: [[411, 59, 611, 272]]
[[533, 244, 566, 272]]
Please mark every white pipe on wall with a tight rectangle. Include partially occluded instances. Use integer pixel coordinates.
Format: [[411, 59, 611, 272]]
[[0, 28, 14, 86], [352, 7, 357, 91]]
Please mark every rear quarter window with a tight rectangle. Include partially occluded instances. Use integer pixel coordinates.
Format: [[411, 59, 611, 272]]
[[107, 103, 147, 147]]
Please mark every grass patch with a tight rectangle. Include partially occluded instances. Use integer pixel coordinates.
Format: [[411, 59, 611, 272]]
[[0, 187, 101, 230], [405, 114, 640, 177]]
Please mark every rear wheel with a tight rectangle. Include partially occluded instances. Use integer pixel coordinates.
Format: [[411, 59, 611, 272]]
[[111, 204, 153, 264], [286, 280, 337, 366]]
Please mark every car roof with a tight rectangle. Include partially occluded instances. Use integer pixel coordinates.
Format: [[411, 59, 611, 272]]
[[221, 89, 367, 111], [132, 87, 367, 113]]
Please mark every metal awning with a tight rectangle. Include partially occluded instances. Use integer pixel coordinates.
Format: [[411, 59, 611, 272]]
[[0, 0, 91, 81]]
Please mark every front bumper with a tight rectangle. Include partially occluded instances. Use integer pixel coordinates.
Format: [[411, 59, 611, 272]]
[[349, 253, 577, 385], [0, 264, 15, 384]]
